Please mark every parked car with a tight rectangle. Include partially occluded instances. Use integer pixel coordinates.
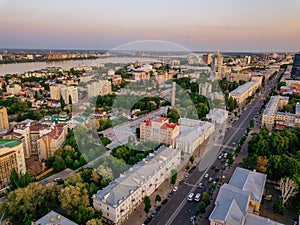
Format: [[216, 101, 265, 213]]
[[144, 217, 152, 224], [168, 192, 174, 198], [161, 199, 168, 205], [155, 206, 161, 212], [185, 173, 190, 178], [151, 210, 157, 218], [173, 186, 178, 192], [209, 177, 214, 183], [194, 193, 201, 201], [204, 173, 209, 178], [187, 193, 194, 201], [189, 216, 196, 223]]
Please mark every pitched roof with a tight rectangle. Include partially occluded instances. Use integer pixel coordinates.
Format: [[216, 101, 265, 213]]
[[210, 199, 245, 225], [229, 167, 266, 202], [245, 213, 284, 225], [33, 210, 78, 225]]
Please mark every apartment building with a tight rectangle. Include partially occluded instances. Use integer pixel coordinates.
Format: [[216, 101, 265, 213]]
[[6, 84, 21, 95], [50, 85, 61, 100], [0, 107, 9, 131], [0, 139, 26, 193], [61, 85, 78, 104], [206, 108, 228, 125], [93, 146, 181, 225], [261, 96, 299, 130], [229, 80, 260, 106], [5, 120, 67, 159], [173, 118, 214, 155], [87, 80, 112, 98], [155, 71, 173, 84], [140, 117, 180, 146], [50, 84, 78, 104], [37, 123, 68, 160], [199, 82, 212, 96], [209, 167, 283, 225]]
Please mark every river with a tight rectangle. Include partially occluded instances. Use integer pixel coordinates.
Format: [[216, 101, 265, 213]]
[[0, 57, 160, 76]]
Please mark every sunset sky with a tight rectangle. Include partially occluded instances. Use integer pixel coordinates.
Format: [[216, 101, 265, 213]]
[[0, 0, 299, 52]]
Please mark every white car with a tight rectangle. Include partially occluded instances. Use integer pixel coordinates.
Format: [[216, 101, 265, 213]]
[[173, 186, 178, 192], [188, 193, 194, 201], [204, 173, 209, 178]]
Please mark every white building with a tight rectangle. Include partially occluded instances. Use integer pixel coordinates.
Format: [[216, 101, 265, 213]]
[[50, 85, 60, 100], [229, 80, 260, 106], [199, 82, 212, 96], [173, 118, 215, 155], [6, 84, 21, 95], [93, 146, 181, 225], [60, 85, 78, 104], [87, 80, 112, 98], [206, 108, 228, 125]]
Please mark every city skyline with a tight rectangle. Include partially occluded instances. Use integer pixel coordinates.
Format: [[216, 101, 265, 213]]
[[0, 0, 300, 52]]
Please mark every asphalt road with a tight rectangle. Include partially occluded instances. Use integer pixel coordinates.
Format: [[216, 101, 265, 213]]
[[149, 69, 283, 225]]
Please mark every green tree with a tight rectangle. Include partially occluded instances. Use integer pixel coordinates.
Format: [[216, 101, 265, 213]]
[[202, 192, 211, 205], [86, 218, 103, 225], [155, 194, 161, 203], [144, 196, 151, 214], [53, 156, 66, 171], [198, 201, 206, 213], [2, 183, 48, 224], [189, 155, 195, 164], [9, 168, 32, 191], [171, 169, 178, 185], [167, 108, 180, 123], [273, 198, 286, 215], [60, 96, 66, 110]]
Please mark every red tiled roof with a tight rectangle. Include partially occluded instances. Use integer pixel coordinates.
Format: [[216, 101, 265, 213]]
[[161, 123, 179, 130]]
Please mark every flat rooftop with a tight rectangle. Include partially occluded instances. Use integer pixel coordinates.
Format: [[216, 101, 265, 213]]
[[230, 81, 258, 95], [94, 146, 180, 207], [0, 139, 22, 148]]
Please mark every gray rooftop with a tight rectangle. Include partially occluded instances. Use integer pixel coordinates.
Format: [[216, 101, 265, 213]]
[[245, 214, 284, 225], [33, 210, 78, 225], [94, 146, 179, 207], [209, 199, 245, 225], [214, 183, 250, 216], [175, 121, 213, 144], [229, 167, 266, 202], [263, 96, 289, 116], [230, 81, 258, 95]]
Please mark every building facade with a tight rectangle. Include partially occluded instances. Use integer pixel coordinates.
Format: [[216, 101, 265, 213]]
[[260, 96, 298, 130], [37, 123, 68, 160], [229, 80, 260, 106], [140, 117, 180, 146], [292, 53, 300, 80], [0, 139, 26, 193], [0, 107, 9, 131], [87, 80, 112, 98], [209, 167, 283, 225], [173, 118, 214, 155], [93, 146, 181, 225]]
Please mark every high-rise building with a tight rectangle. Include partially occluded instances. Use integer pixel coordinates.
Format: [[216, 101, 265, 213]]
[[0, 107, 9, 131], [211, 52, 223, 80], [0, 139, 26, 193], [87, 80, 112, 98], [60, 85, 78, 104], [291, 53, 300, 80], [202, 53, 212, 65], [199, 82, 212, 96], [50, 85, 61, 100]]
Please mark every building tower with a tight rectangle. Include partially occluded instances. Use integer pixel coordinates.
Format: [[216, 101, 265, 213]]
[[0, 107, 9, 131], [171, 82, 176, 107]]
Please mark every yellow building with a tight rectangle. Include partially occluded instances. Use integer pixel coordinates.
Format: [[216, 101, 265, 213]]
[[0, 107, 9, 131], [0, 139, 26, 193], [140, 117, 180, 146], [38, 123, 68, 160]]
